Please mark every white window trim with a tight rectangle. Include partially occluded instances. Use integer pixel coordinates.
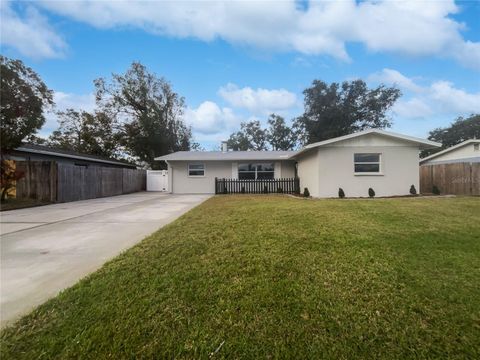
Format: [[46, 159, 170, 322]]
[[188, 163, 206, 177], [353, 153, 383, 176]]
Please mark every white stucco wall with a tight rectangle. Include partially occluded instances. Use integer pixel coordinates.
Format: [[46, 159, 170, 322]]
[[316, 146, 420, 197], [297, 133, 422, 198], [167, 160, 296, 194], [168, 161, 232, 194], [296, 150, 319, 196], [421, 142, 480, 164]]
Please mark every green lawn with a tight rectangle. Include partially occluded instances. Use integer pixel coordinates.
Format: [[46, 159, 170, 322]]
[[1, 196, 480, 359]]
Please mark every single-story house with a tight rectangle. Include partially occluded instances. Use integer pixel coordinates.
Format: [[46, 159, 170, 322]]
[[420, 139, 480, 165], [156, 129, 440, 197], [5, 143, 136, 169]]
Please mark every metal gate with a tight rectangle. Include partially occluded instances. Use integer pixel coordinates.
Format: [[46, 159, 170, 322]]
[[147, 170, 168, 192]]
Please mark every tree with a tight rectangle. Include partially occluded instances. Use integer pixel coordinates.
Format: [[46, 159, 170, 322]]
[[421, 114, 480, 157], [266, 114, 296, 150], [94, 62, 194, 168], [48, 109, 122, 159], [227, 120, 267, 151], [1, 56, 53, 201], [294, 79, 401, 144], [0, 56, 54, 151]]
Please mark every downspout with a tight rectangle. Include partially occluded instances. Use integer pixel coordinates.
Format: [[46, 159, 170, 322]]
[[165, 160, 173, 193]]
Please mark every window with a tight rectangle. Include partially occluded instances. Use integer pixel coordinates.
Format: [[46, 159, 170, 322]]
[[354, 153, 381, 174], [238, 163, 274, 180], [188, 163, 205, 176]]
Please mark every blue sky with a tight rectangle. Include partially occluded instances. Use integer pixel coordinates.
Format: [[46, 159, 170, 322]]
[[1, 0, 479, 149]]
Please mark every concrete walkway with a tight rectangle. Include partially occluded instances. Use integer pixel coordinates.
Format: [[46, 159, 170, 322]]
[[0, 192, 211, 328]]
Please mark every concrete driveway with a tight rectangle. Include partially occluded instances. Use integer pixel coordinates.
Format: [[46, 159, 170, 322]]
[[0, 192, 211, 328]]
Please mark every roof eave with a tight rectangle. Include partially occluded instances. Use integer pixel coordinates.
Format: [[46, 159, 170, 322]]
[[420, 139, 479, 162], [16, 147, 136, 168]]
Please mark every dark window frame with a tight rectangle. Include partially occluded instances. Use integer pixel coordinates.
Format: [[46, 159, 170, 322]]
[[238, 163, 275, 180], [353, 153, 382, 175]]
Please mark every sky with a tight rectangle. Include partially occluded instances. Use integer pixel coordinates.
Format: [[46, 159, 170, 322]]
[[1, 0, 480, 150]]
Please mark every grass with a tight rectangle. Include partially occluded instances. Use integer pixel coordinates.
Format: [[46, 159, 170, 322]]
[[1, 196, 480, 359]]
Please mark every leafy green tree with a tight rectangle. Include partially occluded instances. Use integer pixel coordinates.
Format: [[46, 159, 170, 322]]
[[227, 120, 267, 151], [294, 79, 401, 144], [48, 109, 122, 159], [0, 56, 54, 201], [226, 131, 250, 151], [94, 62, 194, 168], [422, 114, 480, 157], [266, 114, 296, 150], [0, 56, 54, 151]]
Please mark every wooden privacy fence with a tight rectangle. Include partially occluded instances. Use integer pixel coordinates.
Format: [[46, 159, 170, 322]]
[[15, 161, 146, 203], [215, 178, 300, 195], [420, 162, 480, 195]]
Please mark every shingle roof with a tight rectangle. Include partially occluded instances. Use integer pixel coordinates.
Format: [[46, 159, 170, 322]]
[[155, 129, 439, 162], [419, 139, 480, 163], [155, 150, 297, 161], [292, 129, 441, 158], [15, 143, 137, 168]]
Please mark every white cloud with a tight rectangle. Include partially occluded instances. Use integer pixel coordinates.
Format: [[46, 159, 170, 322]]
[[40, 92, 96, 136], [368, 68, 424, 93], [0, 1, 66, 59], [393, 98, 433, 119], [369, 69, 480, 120], [429, 81, 480, 114], [31, 0, 480, 69], [218, 83, 297, 114], [183, 101, 240, 135]]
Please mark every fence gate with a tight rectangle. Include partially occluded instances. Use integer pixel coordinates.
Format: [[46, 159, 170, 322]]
[[147, 170, 168, 192]]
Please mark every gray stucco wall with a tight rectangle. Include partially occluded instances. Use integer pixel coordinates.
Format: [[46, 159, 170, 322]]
[[167, 160, 296, 194]]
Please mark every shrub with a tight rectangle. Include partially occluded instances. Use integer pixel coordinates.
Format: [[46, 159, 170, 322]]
[[432, 185, 441, 195], [303, 188, 310, 197], [338, 188, 345, 198], [368, 188, 375, 198], [263, 185, 268, 194], [241, 186, 245, 194], [277, 187, 283, 193], [409, 185, 417, 195]]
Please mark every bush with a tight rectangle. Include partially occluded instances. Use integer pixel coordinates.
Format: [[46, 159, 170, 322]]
[[241, 186, 245, 194], [263, 185, 268, 194], [410, 185, 417, 195], [303, 188, 310, 197], [368, 188, 375, 198], [432, 185, 441, 195], [338, 188, 345, 198], [277, 187, 283, 193]]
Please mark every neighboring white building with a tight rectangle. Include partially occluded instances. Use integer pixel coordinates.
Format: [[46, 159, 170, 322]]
[[419, 139, 480, 165], [156, 129, 440, 197]]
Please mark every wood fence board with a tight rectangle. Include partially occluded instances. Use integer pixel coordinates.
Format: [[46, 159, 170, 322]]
[[14, 161, 146, 203], [215, 178, 300, 195], [420, 162, 480, 195]]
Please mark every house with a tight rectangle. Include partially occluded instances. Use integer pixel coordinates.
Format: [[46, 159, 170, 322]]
[[419, 139, 480, 165], [157, 150, 297, 194], [5, 143, 136, 169], [156, 129, 440, 197]]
